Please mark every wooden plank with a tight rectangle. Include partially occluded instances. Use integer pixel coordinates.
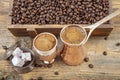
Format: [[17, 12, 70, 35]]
[[8, 24, 113, 36], [27, 28, 37, 38], [8, 27, 29, 36], [112, 0, 120, 8], [112, 0, 120, 5]]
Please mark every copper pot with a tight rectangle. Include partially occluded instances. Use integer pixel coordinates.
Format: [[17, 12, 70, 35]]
[[60, 25, 86, 66], [33, 32, 58, 64]]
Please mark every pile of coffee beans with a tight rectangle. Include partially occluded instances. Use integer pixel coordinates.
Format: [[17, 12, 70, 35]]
[[11, 0, 109, 24]]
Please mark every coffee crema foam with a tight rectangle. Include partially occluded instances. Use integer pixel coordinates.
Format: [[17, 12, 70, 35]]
[[34, 34, 56, 51], [62, 26, 85, 44]]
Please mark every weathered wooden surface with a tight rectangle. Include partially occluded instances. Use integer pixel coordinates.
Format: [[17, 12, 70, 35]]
[[0, 0, 120, 80]]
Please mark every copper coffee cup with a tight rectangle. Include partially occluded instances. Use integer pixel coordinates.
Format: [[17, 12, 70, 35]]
[[33, 32, 58, 64], [60, 25, 86, 66]]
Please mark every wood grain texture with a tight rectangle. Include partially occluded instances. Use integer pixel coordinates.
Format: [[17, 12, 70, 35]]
[[8, 24, 113, 37], [0, 0, 120, 80], [27, 28, 38, 38]]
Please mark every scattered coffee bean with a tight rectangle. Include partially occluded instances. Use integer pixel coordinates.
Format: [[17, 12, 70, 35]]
[[29, 78, 34, 80], [37, 77, 43, 80], [54, 71, 59, 75], [116, 42, 120, 46], [34, 64, 43, 67], [104, 36, 108, 40], [88, 64, 94, 68], [47, 64, 53, 68], [43, 64, 48, 68], [38, 64, 43, 67], [103, 51, 107, 56], [11, 0, 109, 24], [84, 57, 89, 62]]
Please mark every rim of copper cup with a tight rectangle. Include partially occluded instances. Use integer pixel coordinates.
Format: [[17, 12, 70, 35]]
[[60, 25, 87, 46], [33, 32, 58, 53]]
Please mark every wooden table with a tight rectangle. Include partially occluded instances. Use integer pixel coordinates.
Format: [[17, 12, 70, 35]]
[[0, 0, 120, 80]]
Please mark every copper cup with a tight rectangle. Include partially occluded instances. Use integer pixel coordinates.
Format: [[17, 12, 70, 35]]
[[60, 25, 86, 66], [33, 32, 58, 64]]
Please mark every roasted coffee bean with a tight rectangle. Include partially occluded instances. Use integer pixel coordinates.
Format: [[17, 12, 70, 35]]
[[54, 71, 59, 75], [116, 42, 120, 46], [104, 36, 108, 40], [84, 57, 89, 62], [88, 64, 94, 68], [38, 64, 43, 67], [29, 78, 34, 80], [34, 64, 43, 67], [29, 78, 36, 80], [47, 64, 53, 68], [37, 77, 43, 80], [103, 51, 107, 56], [43, 64, 48, 68], [12, 0, 109, 24]]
